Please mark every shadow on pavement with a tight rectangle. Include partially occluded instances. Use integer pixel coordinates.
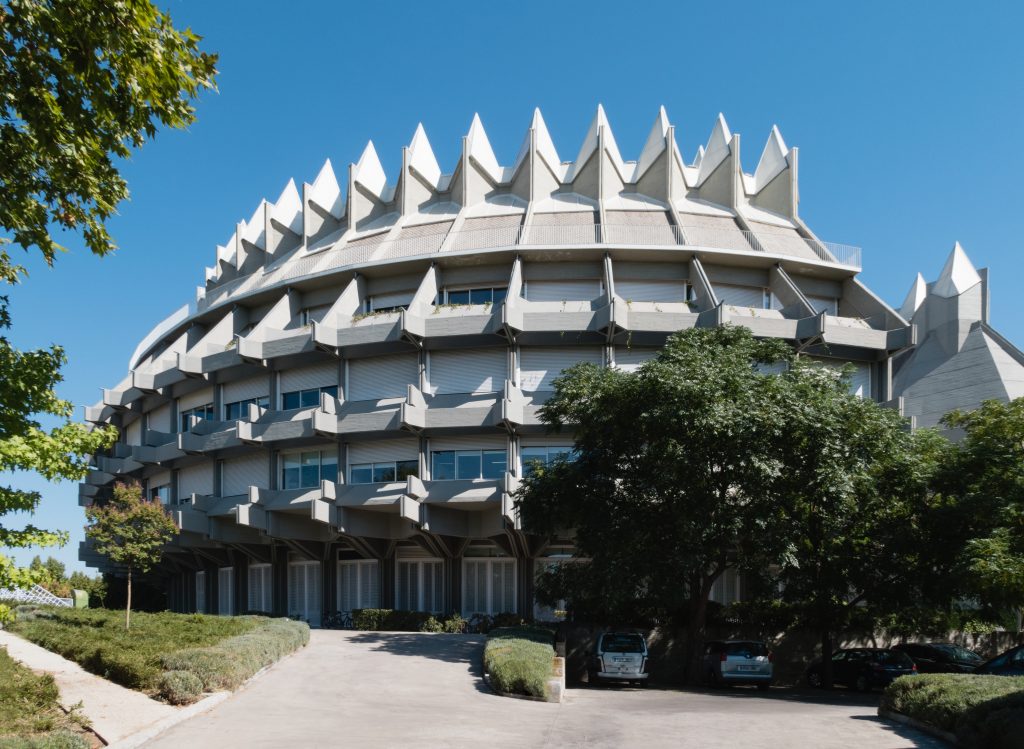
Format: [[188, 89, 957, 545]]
[[850, 715, 947, 748], [572, 681, 883, 708], [342, 632, 493, 695]]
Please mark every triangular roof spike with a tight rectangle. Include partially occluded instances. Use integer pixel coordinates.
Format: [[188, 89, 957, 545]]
[[466, 113, 502, 182], [752, 125, 789, 192], [574, 103, 625, 173], [634, 105, 671, 181], [309, 158, 343, 218], [270, 179, 303, 234], [899, 272, 928, 319], [407, 123, 441, 186], [513, 107, 562, 174], [932, 241, 982, 298], [242, 201, 266, 245], [692, 144, 705, 169], [696, 113, 732, 184], [353, 140, 388, 197]]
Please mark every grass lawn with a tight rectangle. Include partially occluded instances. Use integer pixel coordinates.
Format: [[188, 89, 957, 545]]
[[0, 647, 91, 749], [9, 607, 308, 704]]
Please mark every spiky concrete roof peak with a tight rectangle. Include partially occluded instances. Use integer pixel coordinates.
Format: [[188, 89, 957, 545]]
[[407, 123, 442, 186], [575, 103, 625, 173], [353, 140, 388, 198], [932, 241, 982, 298], [899, 272, 928, 320], [753, 125, 789, 191], [466, 113, 502, 182], [697, 113, 732, 184], [308, 158, 343, 218], [270, 178, 303, 234], [635, 106, 672, 181]]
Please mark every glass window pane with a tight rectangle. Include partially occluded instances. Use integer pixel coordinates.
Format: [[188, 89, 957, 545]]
[[257, 396, 270, 409], [469, 288, 490, 305], [321, 455, 338, 484], [492, 287, 507, 305], [373, 463, 396, 483], [350, 465, 372, 484], [521, 448, 547, 477], [482, 450, 506, 479], [432, 451, 455, 480], [300, 464, 319, 487], [282, 391, 300, 410], [456, 451, 482, 480], [321, 385, 338, 400], [282, 467, 300, 490], [396, 460, 418, 480], [299, 389, 319, 408], [548, 447, 573, 463], [447, 289, 469, 305], [224, 402, 238, 420]]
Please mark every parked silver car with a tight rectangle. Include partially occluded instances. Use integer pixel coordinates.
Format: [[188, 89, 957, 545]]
[[587, 631, 649, 685], [703, 640, 773, 689]]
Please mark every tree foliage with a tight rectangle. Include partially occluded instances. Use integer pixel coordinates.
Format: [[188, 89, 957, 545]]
[[84, 482, 177, 628]]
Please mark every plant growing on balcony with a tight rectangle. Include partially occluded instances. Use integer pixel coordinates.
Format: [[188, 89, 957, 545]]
[[85, 482, 179, 629]]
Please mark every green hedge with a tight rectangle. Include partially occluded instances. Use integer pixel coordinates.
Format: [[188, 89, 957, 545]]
[[352, 609, 433, 631], [484, 626, 556, 699], [882, 673, 1024, 748]]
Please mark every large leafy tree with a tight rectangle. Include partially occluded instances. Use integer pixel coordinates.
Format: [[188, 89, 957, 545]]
[[0, 0, 216, 617], [516, 326, 793, 681], [85, 481, 177, 628]]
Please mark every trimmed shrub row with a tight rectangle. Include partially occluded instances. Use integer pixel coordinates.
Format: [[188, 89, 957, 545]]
[[350, 609, 528, 633], [158, 617, 310, 703], [882, 673, 1024, 748], [484, 626, 556, 699]]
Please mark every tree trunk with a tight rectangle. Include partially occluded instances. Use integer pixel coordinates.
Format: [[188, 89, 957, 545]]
[[820, 627, 834, 689], [684, 577, 711, 685], [125, 565, 132, 630]]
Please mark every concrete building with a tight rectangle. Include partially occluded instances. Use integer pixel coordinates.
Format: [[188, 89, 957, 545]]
[[78, 107, 1020, 623]]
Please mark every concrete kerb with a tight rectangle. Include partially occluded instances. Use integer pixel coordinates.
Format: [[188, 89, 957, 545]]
[[877, 708, 956, 746]]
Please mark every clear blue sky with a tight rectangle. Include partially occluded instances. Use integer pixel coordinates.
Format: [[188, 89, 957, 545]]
[[4, 0, 1023, 573]]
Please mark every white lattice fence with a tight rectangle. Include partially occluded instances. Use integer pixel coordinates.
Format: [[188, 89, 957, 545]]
[[0, 584, 73, 607]]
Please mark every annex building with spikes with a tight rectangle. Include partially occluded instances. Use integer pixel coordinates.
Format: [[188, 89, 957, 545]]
[[79, 107, 1024, 624]]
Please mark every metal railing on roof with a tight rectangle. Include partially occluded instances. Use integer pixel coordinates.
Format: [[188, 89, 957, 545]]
[[196, 223, 861, 313]]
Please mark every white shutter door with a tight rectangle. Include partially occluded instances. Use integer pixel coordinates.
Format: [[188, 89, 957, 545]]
[[338, 563, 352, 612], [223, 452, 269, 496], [615, 280, 686, 303], [288, 563, 301, 617], [178, 387, 214, 413], [807, 296, 838, 315], [501, 561, 515, 613], [280, 361, 338, 394], [614, 347, 659, 372], [715, 284, 764, 308], [423, 563, 436, 613], [429, 348, 507, 395], [148, 404, 172, 432], [177, 463, 214, 498], [364, 562, 380, 609], [431, 563, 444, 613], [347, 354, 418, 401], [218, 567, 233, 615], [398, 562, 414, 610], [126, 420, 142, 445], [248, 564, 270, 612], [195, 571, 206, 613], [463, 562, 478, 614], [307, 563, 322, 627], [849, 362, 871, 399], [347, 439, 419, 466], [222, 376, 269, 404], [370, 291, 414, 310], [524, 279, 600, 302], [519, 347, 604, 392]]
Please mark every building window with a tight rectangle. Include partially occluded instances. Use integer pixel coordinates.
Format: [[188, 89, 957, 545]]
[[248, 563, 272, 613], [521, 446, 575, 477], [396, 560, 443, 613], [441, 287, 507, 305], [281, 450, 339, 489], [224, 396, 269, 421], [179, 403, 214, 432], [349, 460, 418, 485], [763, 289, 774, 309], [431, 450, 506, 480], [195, 570, 206, 614], [281, 385, 338, 410], [150, 485, 171, 505], [463, 558, 515, 616], [218, 567, 233, 616], [338, 560, 379, 613]]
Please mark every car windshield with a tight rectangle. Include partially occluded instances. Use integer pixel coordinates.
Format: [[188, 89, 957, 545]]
[[602, 634, 645, 653], [725, 642, 767, 656], [876, 651, 914, 667], [931, 644, 982, 663]]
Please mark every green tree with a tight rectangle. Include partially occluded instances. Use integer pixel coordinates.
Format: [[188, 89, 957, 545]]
[[769, 361, 944, 688], [67, 570, 106, 608], [0, 0, 216, 617], [516, 326, 793, 681], [84, 482, 177, 628]]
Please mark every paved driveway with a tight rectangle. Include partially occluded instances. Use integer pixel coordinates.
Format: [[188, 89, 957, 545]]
[[146, 630, 942, 749]]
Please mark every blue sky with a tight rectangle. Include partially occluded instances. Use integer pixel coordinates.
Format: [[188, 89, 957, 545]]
[[5, 0, 1023, 573]]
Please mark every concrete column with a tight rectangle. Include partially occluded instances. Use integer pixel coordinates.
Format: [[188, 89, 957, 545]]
[[381, 554, 396, 609], [273, 546, 289, 616]]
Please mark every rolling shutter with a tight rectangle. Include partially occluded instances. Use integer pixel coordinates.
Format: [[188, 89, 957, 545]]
[[126, 419, 142, 446], [280, 361, 338, 394], [338, 560, 379, 612], [369, 291, 414, 311], [347, 353, 419, 401], [287, 561, 321, 626], [493, 560, 515, 614], [430, 435, 507, 452], [177, 463, 214, 498], [218, 567, 233, 615], [147, 403, 172, 433], [462, 559, 515, 615], [808, 358, 872, 399], [715, 284, 765, 308], [347, 438, 419, 466], [222, 452, 269, 496], [195, 571, 206, 613], [614, 280, 687, 303], [807, 296, 838, 316], [177, 387, 214, 413], [613, 347, 659, 372], [524, 279, 601, 302], [429, 348, 507, 395], [223, 376, 269, 404], [248, 564, 272, 612], [519, 347, 604, 392]]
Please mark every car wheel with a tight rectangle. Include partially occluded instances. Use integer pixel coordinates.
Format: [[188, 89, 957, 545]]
[[855, 674, 870, 692], [807, 670, 823, 689]]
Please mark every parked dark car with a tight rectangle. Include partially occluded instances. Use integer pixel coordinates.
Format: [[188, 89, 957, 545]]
[[975, 644, 1024, 676], [703, 640, 773, 689], [891, 642, 983, 673], [806, 648, 916, 691]]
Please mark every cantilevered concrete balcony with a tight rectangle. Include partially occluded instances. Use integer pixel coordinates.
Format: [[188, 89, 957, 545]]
[[313, 311, 405, 356], [500, 384, 547, 430], [314, 396, 404, 438], [238, 405, 316, 444], [177, 420, 241, 454], [237, 327, 315, 362], [409, 303, 505, 347], [503, 298, 612, 346], [94, 453, 144, 477], [178, 347, 246, 377], [131, 430, 185, 464], [401, 387, 504, 434]]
